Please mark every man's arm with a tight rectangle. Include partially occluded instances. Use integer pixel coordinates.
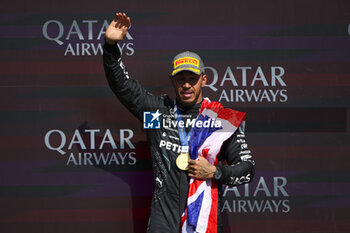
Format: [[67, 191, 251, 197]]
[[213, 126, 255, 186], [188, 124, 255, 185], [103, 12, 157, 121]]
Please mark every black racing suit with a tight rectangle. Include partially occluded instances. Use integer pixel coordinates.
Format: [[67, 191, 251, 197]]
[[103, 41, 255, 233]]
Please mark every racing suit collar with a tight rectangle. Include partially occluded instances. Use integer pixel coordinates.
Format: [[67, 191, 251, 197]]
[[175, 97, 203, 113]]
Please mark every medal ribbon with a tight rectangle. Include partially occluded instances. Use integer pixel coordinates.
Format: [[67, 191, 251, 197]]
[[173, 100, 198, 153]]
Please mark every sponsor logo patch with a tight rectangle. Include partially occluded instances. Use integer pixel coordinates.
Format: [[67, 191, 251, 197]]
[[174, 57, 199, 68]]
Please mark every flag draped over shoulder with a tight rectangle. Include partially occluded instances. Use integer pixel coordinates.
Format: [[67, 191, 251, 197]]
[[180, 98, 246, 233]]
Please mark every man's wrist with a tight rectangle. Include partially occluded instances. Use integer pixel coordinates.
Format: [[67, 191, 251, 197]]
[[208, 165, 216, 179], [213, 166, 222, 180], [105, 37, 118, 45]]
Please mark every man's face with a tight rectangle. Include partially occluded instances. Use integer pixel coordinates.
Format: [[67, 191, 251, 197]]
[[171, 71, 207, 106]]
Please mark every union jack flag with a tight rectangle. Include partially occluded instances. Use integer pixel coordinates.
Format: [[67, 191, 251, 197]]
[[181, 98, 246, 233]]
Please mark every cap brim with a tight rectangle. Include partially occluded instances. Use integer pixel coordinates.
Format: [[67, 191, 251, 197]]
[[171, 67, 201, 76]]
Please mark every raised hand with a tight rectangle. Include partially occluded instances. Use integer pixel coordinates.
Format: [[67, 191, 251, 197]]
[[105, 12, 131, 45]]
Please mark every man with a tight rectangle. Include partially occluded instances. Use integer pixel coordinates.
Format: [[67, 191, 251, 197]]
[[103, 12, 255, 233]]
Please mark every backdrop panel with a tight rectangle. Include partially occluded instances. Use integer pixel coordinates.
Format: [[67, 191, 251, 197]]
[[1, 0, 349, 232]]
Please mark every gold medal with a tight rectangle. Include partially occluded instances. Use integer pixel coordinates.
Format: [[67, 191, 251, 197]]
[[176, 152, 190, 170]]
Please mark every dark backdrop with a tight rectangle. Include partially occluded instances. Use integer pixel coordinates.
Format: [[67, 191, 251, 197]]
[[1, 0, 349, 232]]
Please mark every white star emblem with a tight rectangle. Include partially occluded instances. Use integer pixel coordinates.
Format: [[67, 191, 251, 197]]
[[150, 110, 161, 122]]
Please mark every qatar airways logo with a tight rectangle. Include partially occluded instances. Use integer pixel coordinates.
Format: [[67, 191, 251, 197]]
[[42, 19, 134, 56], [44, 128, 136, 166], [204, 66, 288, 103], [222, 176, 290, 213]]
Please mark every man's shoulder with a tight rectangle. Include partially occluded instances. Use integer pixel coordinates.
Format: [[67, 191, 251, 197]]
[[143, 94, 174, 111], [203, 98, 246, 124]]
